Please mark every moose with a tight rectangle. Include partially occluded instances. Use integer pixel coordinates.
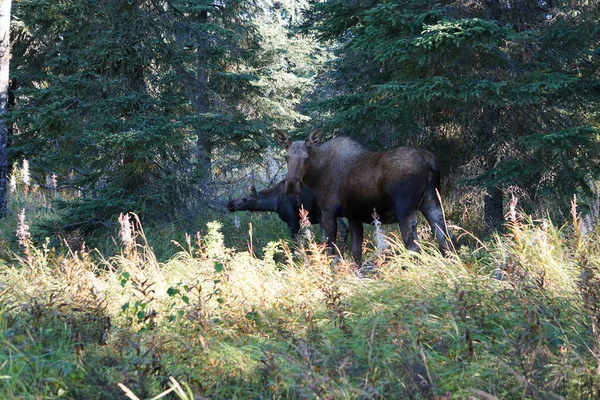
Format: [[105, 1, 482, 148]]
[[227, 179, 349, 244], [275, 130, 451, 264]]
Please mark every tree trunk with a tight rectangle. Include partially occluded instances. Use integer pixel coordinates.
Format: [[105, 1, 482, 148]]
[[0, 0, 13, 218]]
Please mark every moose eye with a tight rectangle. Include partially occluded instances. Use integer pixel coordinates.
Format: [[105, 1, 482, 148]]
[[303, 157, 309, 164]]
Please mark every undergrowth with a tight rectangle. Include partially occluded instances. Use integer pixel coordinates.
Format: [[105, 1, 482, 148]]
[[2, 172, 600, 398]]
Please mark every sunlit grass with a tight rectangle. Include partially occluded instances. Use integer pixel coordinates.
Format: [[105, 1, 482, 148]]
[[2, 181, 600, 398]]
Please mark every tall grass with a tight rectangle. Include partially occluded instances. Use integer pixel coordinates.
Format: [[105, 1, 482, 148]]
[[2, 178, 600, 398]]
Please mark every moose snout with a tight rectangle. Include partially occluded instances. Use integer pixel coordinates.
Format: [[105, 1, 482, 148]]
[[226, 200, 236, 212]]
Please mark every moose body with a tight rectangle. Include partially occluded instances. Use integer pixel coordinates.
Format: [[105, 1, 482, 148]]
[[276, 130, 450, 264], [227, 179, 349, 243]]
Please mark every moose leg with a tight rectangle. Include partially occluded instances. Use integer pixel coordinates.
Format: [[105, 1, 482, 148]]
[[420, 192, 451, 252], [396, 205, 420, 252], [348, 219, 364, 265], [337, 218, 349, 254], [321, 211, 338, 257], [289, 221, 300, 244]]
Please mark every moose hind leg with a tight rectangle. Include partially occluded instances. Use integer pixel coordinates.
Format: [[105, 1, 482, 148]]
[[420, 195, 451, 252], [396, 205, 420, 252]]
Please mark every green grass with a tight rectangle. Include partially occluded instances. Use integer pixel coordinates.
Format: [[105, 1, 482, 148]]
[[2, 183, 600, 399], [0, 306, 89, 398]]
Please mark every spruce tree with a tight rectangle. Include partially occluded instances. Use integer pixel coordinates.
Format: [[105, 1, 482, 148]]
[[306, 0, 600, 229], [9, 0, 272, 231]]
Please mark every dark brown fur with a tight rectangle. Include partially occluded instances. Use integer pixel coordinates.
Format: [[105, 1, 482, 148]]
[[227, 179, 349, 244], [276, 130, 451, 264]]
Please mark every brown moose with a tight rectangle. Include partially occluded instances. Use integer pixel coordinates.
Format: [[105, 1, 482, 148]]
[[275, 130, 451, 264]]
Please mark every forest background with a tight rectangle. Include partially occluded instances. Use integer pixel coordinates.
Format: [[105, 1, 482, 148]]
[[2, 0, 600, 245], [1, 0, 600, 399]]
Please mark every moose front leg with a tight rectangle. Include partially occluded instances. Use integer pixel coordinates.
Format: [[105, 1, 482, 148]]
[[289, 219, 300, 244], [349, 219, 364, 265], [321, 211, 338, 257]]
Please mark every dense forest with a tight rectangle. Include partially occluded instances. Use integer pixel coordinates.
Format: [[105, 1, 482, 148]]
[[2, 0, 599, 240], [2, 1, 600, 399]]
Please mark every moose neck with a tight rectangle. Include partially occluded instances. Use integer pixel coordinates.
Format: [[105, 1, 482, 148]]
[[252, 185, 282, 212]]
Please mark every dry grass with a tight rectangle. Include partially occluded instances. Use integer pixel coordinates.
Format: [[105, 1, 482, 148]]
[[2, 177, 600, 398]]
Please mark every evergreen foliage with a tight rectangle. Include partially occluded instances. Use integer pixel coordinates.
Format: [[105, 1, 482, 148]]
[[8, 0, 306, 232], [5, 0, 600, 235], [305, 0, 600, 226]]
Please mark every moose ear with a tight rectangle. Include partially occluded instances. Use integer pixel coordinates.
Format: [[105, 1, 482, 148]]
[[274, 130, 291, 149], [248, 185, 257, 197], [306, 129, 322, 148]]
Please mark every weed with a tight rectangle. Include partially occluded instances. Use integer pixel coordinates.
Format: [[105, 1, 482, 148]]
[[3, 191, 600, 398]]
